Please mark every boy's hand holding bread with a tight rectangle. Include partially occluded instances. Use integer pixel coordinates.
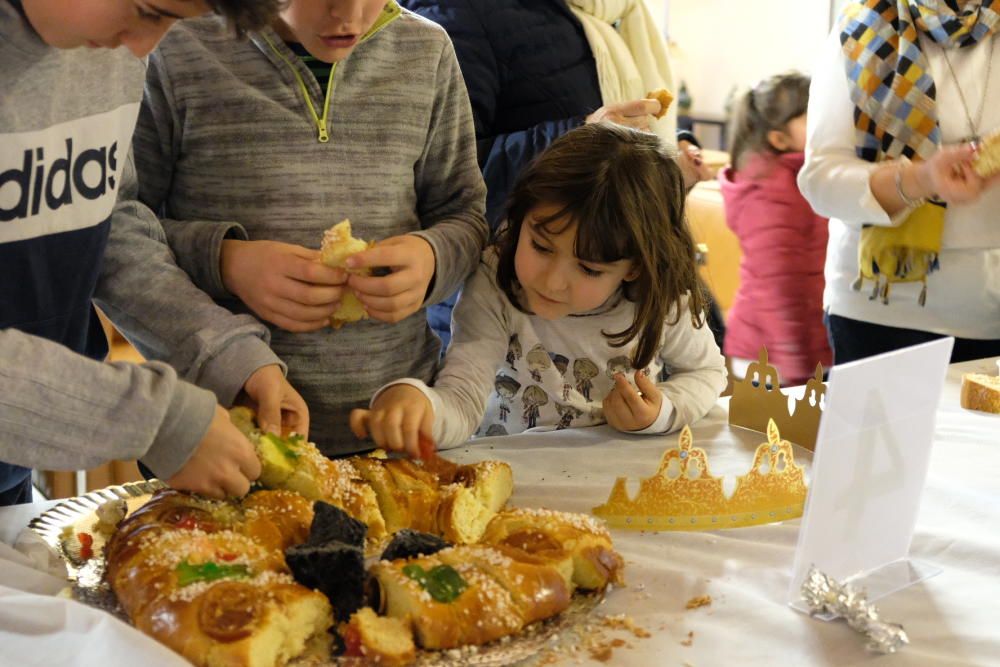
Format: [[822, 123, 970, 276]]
[[221, 238, 347, 332], [322, 219, 437, 326]]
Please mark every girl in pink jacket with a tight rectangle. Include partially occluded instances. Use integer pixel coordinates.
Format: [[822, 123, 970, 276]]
[[718, 72, 832, 386]]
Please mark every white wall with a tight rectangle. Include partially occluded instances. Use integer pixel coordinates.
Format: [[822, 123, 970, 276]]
[[665, 0, 832, 116]]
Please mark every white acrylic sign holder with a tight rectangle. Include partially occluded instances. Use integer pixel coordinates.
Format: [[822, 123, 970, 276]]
[[788, 337, 955, 616]]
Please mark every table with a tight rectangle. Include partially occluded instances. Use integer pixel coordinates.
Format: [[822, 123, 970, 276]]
[[1, 358, 998, 666]]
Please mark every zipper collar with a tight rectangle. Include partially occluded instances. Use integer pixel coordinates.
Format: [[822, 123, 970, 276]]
[[259, 1, 402, 143]]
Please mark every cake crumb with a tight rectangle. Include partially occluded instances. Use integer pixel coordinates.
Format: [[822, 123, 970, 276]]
[[600, 613, 651, 638], [589, 645, 613, 662], [680, 630, 695, 647], [686, 594, 712, 610], [535, 649, 561, 665]]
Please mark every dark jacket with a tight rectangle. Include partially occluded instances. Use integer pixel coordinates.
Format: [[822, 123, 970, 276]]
[[401, 0, 602, 227], [402, 0, 603, 348]]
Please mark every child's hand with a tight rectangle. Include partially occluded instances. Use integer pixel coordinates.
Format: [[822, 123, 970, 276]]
[[221, 240, 348, 332], [345, 234, 435, 324], [349, 384, 434, 459], [586, 99, 661, 131], [166, 405, 262, 499], [240, 364, 310, 438], [602, 371, 663, 432]]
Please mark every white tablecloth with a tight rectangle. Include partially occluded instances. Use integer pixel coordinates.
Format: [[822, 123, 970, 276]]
[[1, 358, 998, 666]]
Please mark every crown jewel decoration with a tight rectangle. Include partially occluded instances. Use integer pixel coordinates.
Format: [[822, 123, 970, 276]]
[[729, 347, 826, 451], [592, 419, 807, 531]]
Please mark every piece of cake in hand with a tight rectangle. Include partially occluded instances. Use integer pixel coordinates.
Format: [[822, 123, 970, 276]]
[[320, 219, 372, 328], [960, 372, 1000, 414], [646, 88, 674, 119], [972, 129, 1000, 178]]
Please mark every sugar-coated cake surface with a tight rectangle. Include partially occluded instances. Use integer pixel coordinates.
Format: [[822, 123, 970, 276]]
[[98, 410, 624, 665]]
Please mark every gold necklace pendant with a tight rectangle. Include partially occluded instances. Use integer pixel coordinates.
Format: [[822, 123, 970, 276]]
[[940, 37, 996, 146]]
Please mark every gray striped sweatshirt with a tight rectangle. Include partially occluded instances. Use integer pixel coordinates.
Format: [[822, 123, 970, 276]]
[[134, 7, 489, 455]]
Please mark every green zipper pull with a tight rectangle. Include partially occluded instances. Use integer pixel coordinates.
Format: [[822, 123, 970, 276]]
[[263, 34, 334, 145], [316, 63, 336, 144]]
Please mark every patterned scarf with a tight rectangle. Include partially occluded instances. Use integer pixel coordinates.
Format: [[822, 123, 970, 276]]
[[840, 0, 1000, 163]]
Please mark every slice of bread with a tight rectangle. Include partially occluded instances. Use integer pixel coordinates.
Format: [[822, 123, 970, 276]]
[[340, 607, 416, 666], [135, 579, 333, 667], [351, 457, 431, 534], [107, 489, 334, 667], [481, 508, 624, 591], [319, 219, 371, 328], [435, 484, 495, 545], [371, 553, 523, 649], [960, 373, 1000, 414], [437, 461, 513, 544], [435, 545, 571, 625]]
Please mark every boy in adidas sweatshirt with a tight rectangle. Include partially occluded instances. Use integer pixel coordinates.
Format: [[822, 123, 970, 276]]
[[133, 0, 488, 454], [0, 0, 299, 504]]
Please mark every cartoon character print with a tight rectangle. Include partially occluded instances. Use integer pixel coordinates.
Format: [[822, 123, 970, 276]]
[[605, 355, 631, 380], [505, 334, 523, 371], [526, 343, 552, 382], [521, 385, 549, 429], [573, 358, 599, 401], [494, 374, 521, 422], [554, 402, 584, 430], [549, 352, 571, 401], [484, 424, 508, 437]]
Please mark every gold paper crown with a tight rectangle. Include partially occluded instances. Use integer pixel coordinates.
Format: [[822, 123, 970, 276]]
[[592, 419, 807, 531], [729, 347, 826, 451]]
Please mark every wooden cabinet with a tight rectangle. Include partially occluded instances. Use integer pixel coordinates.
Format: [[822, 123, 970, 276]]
[[686, 178, 741, 317]]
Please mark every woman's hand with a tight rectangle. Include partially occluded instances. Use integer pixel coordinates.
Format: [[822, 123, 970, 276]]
[[221, 239, 347, 332], [349, 384, 434, 459], [602, 371, 662, 432], [912, 143, 994, 205], [345, 235, 435, 324], [240, 364, 310, 438], [586, 99, 661, 131]]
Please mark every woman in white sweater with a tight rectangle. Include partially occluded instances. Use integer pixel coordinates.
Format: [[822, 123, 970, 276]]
[[798, 0, 1000, 364]]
